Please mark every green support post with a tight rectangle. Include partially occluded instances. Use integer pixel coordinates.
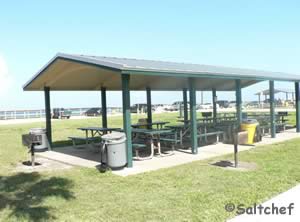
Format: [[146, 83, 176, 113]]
[[189, 78, 198, 154], [269, 81, 276, 138], [212, 88, 217, 124], [44, 87, 52, 147], [146, 87, 152, 125], [235, 80, 242, 127], [122, 74, 133, 167], [295, 82, 300, 132], [101, 87, 108, 128], [183, 88, 188, 123]]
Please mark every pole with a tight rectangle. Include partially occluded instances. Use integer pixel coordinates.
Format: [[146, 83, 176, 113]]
[[44, 87, 52, 147], [295, 82, 300, 132], [212, 88, 217, 124], [101, 87, 108, 128], [189, 78, 198, 154], [269, 81, 276, 138], [183, 88, 188, 123], [146, 87, 152, 127], [235, 80, 242, 127], [122, 74, 133, 167]]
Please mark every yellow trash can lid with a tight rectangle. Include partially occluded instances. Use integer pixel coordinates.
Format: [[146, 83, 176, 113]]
[[242, 118, 258, 124]]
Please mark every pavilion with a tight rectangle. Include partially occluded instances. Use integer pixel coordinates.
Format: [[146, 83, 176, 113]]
[[23, 53, 300, 167]]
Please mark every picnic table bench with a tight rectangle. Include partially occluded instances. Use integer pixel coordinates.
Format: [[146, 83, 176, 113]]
[[68, 136, 99, 148]]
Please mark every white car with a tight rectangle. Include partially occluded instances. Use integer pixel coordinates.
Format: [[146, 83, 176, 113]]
[[197, 103, 219, 110], [198, 103, 213, 110]]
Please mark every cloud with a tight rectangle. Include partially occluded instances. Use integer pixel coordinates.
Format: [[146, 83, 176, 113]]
[[0, 54, 13, 97]]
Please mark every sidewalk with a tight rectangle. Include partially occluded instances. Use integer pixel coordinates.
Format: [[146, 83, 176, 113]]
[[228, 184, 300, 222]]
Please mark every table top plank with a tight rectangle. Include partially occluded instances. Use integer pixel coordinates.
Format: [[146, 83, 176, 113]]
[[131, 121, 170, 128], [131, 128, 173, 135], [78, 127, 121, 131]]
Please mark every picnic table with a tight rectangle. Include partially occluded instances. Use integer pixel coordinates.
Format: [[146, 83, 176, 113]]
[[168, 122, 226, 146], [166, 124, 189, 146], [131, 128, 174, 159], [131, 121, 170, 129], [69, 127, 121, 147], [78, 127, 121, 137]]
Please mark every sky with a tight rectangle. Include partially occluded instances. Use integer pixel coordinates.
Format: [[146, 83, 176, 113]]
[[0, 0, 299, 110]]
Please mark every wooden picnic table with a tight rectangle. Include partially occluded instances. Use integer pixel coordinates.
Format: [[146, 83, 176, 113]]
[[131, 128, 174, 159], [131, 121, 170, 129]]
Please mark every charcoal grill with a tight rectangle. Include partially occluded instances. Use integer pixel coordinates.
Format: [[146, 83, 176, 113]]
[[22, 134, 42, 166]]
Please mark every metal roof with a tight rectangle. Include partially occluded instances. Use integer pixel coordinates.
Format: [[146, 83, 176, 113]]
[[23, 53, 300, 91]]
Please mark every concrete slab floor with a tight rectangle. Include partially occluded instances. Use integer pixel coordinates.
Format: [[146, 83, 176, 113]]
[[37, 129, 300, 177]]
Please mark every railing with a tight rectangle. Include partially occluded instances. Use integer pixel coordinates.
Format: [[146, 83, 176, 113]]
[[0, 107, 122, 120]]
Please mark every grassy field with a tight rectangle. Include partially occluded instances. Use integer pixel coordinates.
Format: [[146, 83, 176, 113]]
[[0, 112, 299, 221]]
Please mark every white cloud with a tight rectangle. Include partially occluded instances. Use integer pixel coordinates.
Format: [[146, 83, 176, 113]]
[[0, 54, 13, 97]]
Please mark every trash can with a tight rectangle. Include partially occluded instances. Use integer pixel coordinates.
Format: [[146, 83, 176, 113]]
[[101, 132, 127, 169], [29, 128, 48, 151], [240, 119, 259, 145]]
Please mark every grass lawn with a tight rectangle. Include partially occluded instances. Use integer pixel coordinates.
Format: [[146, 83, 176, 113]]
[[0, 112, 299, 221]]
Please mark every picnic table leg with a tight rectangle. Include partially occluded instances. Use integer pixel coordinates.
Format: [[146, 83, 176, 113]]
[[157, 135, 162, 155], [180, 130, 183, 146], [204, 126, 208, 143], [150, 137, 155, 158], [72, 139, 76, 148], [85, 130, 89, 146]]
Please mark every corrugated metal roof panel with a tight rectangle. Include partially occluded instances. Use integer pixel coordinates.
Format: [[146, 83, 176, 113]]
[[68, 53, 300, 81]]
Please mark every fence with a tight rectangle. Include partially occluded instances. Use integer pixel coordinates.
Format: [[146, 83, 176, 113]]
[[0, 107, 122, 120]]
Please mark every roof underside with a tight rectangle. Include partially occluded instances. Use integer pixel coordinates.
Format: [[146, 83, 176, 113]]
[[255, 89, 295, 95], [23, 53, 300, 91]]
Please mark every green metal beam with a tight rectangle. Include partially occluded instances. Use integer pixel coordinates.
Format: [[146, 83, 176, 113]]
[[235, 80, 242, 126], [122, 74, 133, 167], [146, 87, 152, 126], [295, 82, 300, 132], [44, 87, 52, 147], [269, 81, 276, 138], [101, 87, 107, 128], [212, 88, 217, 124], [183, 88, 188, 122], [189, 78, 198, 154]]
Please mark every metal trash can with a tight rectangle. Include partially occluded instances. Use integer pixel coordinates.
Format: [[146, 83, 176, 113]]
[[240, 119, 259, 145], [101, 132, 127, 169], [29, 128, 48, 151]]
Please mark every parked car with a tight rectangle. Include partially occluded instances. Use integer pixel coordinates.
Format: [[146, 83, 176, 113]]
[[52, 108, 72, 119], [246, 101, 259, 108], [216, 100, 229, 108], [228, 101, 236, 108], [166, 101, 189, 111], [153, 104, 169, 112], [84, 108, 102, 116], [198, 103, 213, 110], [130, 104, 148, 113]]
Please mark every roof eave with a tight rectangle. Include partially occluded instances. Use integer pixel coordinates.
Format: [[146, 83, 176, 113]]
[[121, 69, 298, 82], [23, 53, 122, 91]]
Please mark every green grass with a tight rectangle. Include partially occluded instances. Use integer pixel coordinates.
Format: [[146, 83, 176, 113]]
[[0, 112, 299, 221]]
